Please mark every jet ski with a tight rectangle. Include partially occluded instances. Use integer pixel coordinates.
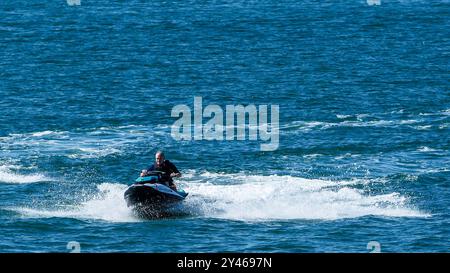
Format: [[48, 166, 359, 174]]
[[124, 171, 188, 218]]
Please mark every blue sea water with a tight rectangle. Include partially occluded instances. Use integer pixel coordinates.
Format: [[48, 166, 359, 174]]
[[0, 0, 449, 252]]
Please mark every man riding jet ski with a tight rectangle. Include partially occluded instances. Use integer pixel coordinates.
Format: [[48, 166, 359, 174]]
[[124, 151, 188, 218], [140, 150, 181, 190]]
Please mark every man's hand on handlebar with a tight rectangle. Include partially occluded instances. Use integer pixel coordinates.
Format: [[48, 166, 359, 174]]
[[141, 170, 179, 178], [140, 170, 148, 177]]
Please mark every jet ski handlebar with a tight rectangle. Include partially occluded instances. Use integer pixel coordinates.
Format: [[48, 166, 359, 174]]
[[145, 170, 166, 175], [141, 170, 168, 179]]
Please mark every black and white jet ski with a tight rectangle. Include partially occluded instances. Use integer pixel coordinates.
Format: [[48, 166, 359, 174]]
[[124, 171, 188, 218]]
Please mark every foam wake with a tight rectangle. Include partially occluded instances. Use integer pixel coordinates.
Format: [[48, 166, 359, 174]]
[[12, 173, 429, 222], [182, 172, 429, 221], [15, 183, 139, 222], [0, 164, 50, 184]]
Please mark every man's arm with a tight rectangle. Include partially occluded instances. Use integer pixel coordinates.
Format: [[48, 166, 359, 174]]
[[168, 180, 177, 191], [140, 165, 155, 177], [167, 161, 181, 178]]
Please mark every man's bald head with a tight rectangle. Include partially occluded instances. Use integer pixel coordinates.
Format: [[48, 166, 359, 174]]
[[155, 151, 165, 167]]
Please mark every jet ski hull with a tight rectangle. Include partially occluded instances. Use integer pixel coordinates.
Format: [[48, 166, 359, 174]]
[[124, 183, 188, 218]]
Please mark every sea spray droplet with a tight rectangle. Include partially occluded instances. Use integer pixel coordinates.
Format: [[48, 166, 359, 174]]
[[13, 183, 140, 222], [69, 183, 139, 222]]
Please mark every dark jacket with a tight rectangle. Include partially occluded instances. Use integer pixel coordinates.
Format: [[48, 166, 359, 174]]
[[146, 160, 180, 187]]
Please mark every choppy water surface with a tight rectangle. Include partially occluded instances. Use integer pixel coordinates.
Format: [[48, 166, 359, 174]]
[[0, 0, 449, 252]]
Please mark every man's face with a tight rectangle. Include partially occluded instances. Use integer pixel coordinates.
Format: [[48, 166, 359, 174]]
[[155, 153, 164, 167]]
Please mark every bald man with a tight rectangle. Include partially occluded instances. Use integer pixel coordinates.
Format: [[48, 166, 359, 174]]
[[140, 151, 181, 190]]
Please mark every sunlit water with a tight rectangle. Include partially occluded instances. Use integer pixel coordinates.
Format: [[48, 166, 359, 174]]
[[0, 0, 448, 252]]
